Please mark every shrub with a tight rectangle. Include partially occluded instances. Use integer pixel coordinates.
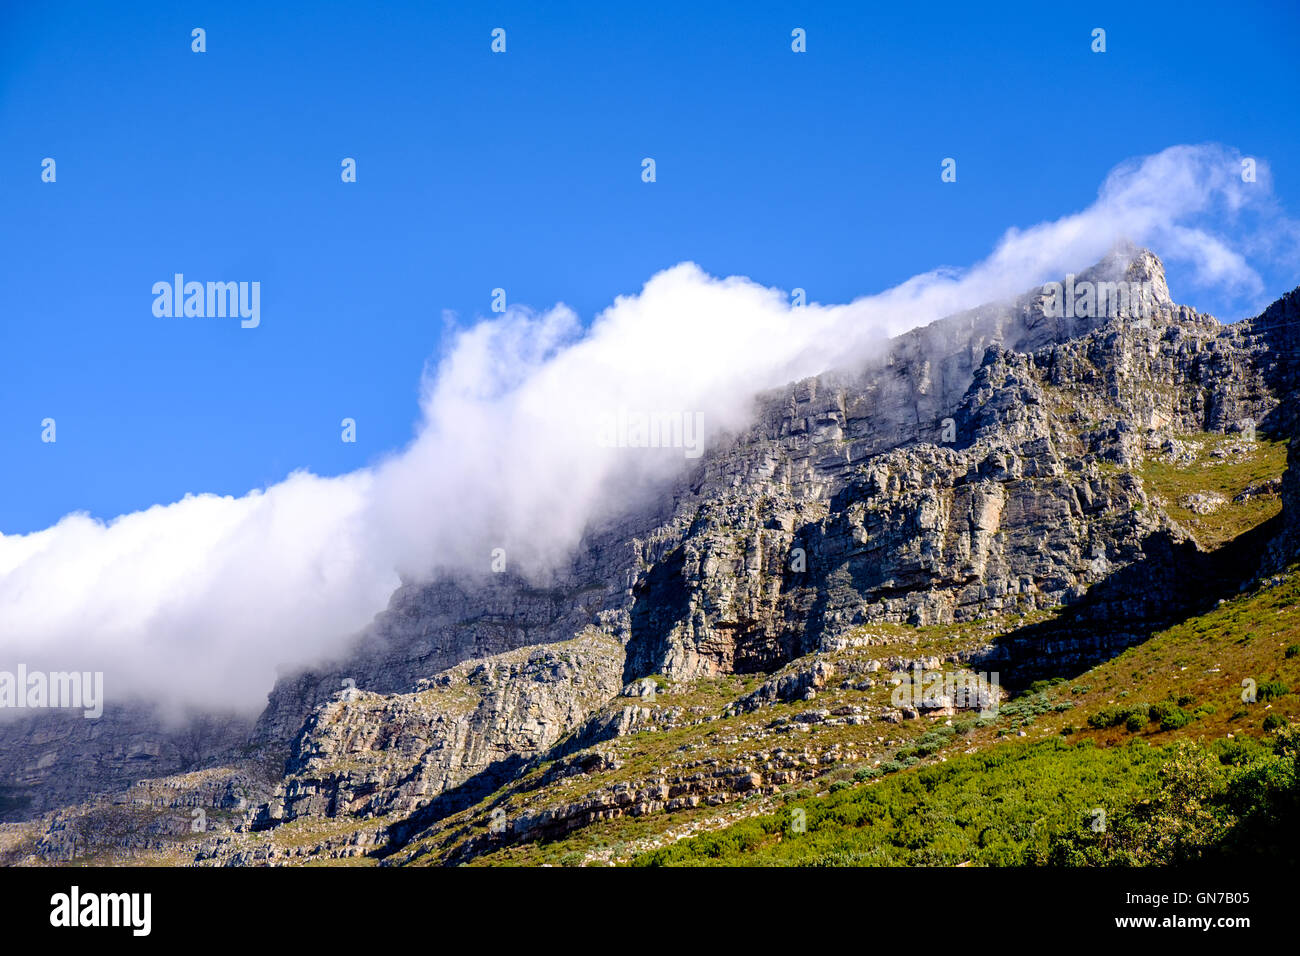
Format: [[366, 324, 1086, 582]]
[[1262, 714, 1288, 732], [1148, 700, 1177, 723], [1211, 737, 1262, 765], [1090, 704, 1149, 730], [1088, 707, 1122, 729], [1126, 712, 1147, 732], [1160, 708, 1191, 731], [1257, 680, 1290, 702]]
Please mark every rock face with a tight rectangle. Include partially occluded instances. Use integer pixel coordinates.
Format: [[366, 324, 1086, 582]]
[[1253, 288, 1300, 568], [249, 633, 624, 830], [615, 252, 1285, 682], [3, 247, 1298, 846], [255, 248, 1214, 731], [0, 707, 252, 823]]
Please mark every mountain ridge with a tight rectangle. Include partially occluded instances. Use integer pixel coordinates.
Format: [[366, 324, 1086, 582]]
[[3, 248, 1299, 868]]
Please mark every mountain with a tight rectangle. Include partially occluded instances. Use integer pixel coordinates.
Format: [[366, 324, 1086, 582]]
[[3, 247, 1299, 866]]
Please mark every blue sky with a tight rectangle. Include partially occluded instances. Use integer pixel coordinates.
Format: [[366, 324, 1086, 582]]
[[2, 0, 1298, 534]]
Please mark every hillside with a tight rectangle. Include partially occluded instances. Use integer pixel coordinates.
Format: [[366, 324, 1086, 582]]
[[3, 248, 1300, 868]]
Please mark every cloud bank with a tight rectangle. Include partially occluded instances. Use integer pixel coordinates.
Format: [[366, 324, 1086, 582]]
[[0, 143, 1293, 714]]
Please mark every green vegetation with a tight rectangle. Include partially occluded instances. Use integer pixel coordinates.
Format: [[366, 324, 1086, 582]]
[[1046, 730, 1300, 865], [634, 729, 1300, 867], [636, 737, 1160, 866], [1087, 703, 1149, 730], [409, 560, 1300, 867], [1137, 433, 1288, 547], [1258, 680, 1290, 702], [620, 563, 1300, 867]]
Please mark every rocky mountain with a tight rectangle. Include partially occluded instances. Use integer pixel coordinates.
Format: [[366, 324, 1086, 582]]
[[3, 247, 1299, 866], [250, 247, 1281, 728]]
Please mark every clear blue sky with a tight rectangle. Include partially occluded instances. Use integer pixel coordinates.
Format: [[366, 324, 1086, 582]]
[[2, 0, 1298, 533]]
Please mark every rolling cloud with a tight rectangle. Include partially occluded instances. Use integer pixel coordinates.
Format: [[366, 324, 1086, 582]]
[[0, 143, 1293, 714]]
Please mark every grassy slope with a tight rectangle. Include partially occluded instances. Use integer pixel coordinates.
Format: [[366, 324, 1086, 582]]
[[416, 433, 1296, 867], [1135, 432, 1286, 547], [632, 568, 1300, 866]]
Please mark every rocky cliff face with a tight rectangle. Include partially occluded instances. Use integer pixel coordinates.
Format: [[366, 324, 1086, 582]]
[[0, 707, 252, 823], [254, 249, 1219, 734], [1253, 288, 1300, 568], [274, 250, 1275, 697], [4, 248, 1298, 854], [250, 633, 623, 830]]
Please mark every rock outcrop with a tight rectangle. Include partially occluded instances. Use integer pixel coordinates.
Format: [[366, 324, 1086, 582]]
[[248, 632, 624, 831]]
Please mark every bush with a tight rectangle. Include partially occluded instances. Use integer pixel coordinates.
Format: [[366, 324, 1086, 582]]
[[1211, 737, 1264, 765], [1126, 712, 1147, 732], [1088, 707, 1124, 729], [1262, 714, 1288, 732], [1148, 700, 1178, 724], [1147, 699, 1195, 730], [1257, 680, 1290, 702], [1160, 708, 1191, 731], [1286, 644, 1300, 659], [1090, 704, 1149, 730]]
